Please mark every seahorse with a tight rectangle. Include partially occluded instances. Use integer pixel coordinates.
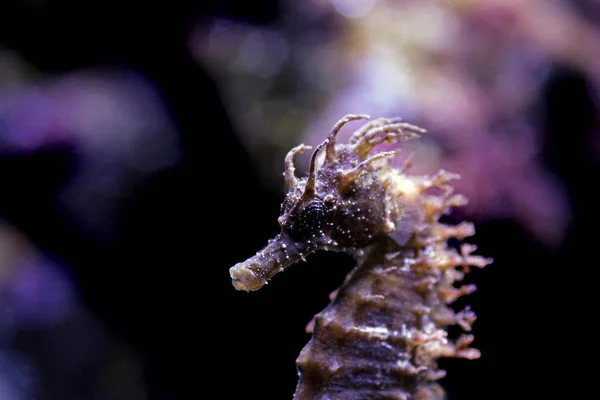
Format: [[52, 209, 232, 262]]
[[229, 114, 492, 400]]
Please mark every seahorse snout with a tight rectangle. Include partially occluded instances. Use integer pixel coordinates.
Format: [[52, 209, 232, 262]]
[[230, 262, 264, 292]]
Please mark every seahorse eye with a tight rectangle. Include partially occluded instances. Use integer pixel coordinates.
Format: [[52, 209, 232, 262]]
[[287, 199, 326, 239], [301, 199, 326, 227]]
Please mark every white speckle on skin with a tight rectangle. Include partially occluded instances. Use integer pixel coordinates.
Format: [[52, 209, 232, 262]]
[[354, 325, 390, 340]]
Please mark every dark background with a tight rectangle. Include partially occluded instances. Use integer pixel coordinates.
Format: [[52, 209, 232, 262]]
[[0, 1, 596, 399]]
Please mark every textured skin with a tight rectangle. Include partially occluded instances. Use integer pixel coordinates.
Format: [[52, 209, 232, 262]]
[[230, 115, 492, 399]]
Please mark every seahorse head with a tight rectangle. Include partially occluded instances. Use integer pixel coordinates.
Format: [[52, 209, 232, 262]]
[[230, 114, 425, 291]]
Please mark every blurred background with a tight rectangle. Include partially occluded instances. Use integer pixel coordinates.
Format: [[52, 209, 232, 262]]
[[0, 0, 597, 399]]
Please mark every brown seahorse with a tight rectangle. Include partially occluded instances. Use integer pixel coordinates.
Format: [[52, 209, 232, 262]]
[[229, 114, 492, 400]]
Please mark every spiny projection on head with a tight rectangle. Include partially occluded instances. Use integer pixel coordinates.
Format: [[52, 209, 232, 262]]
[[230, 114, 492, 400]]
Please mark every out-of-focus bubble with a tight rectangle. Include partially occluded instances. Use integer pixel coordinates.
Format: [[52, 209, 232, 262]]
[[331, 0, 376, 19], [205, 20, 237, 60], [236, 30, 289, 77]]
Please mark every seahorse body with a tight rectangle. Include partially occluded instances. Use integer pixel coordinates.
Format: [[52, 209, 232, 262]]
[[230, 115, 491, 399]]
